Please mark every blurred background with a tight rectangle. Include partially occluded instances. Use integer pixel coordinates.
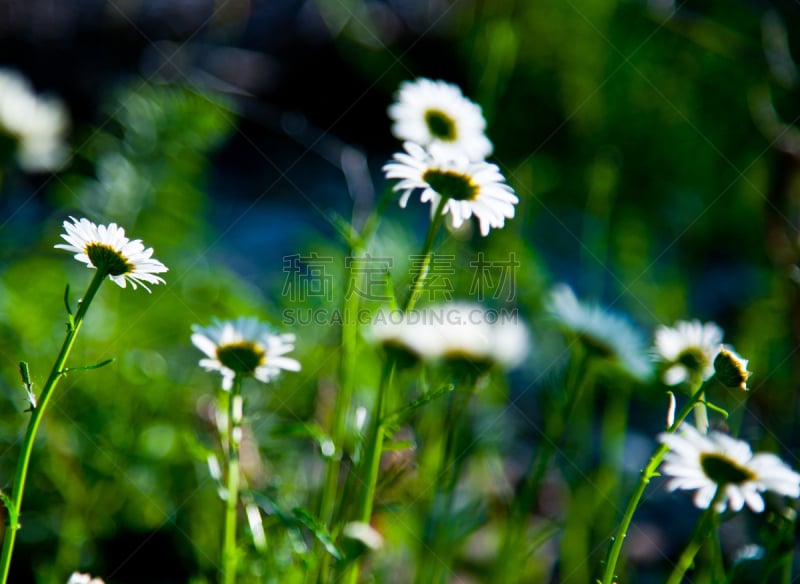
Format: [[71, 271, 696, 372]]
[[1, 0, 800, 582]]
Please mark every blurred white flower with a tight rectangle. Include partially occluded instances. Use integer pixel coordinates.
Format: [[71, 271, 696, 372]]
[[548, 284, 651, 380], [369, 303, 529, 369], [388, 77, 492, 161], [342, 521, 384, 551], [66, 572, 104, 584], [191, 317, 301, 390], [659, 423, 800, 513], [54, 216, 168, 291], [654, 319, 723, 385], [0, 68, 69, 172], [383, 142, 518, 236]]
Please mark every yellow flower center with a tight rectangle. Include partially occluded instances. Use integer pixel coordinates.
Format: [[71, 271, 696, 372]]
[[700, 453, 756, 485], [422, 169, 478, 201], [86, 243, 133, 276], [216, 341, 265, 375], [677, 348, 707, 374], [424, 109, 457, 141]]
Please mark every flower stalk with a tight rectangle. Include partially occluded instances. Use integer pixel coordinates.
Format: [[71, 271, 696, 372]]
[[0, 268, 106, 584], [222, 375, 244, 584], [404, 195, 448, 313], [600, 379, 710, 584], [494, 349, 592, 583], [341, 357, 396, 584], [665, 487, 724, 584]]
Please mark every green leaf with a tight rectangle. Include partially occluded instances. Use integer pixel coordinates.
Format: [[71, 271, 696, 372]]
[[703, 400, 729, 419], [0, 490, 18, 529], [382, 440, 415, 451], [61, 358, 115, 375], [273, 422, 335, 458], [292, 507, 344, 561], [384, 384, 455, 436]]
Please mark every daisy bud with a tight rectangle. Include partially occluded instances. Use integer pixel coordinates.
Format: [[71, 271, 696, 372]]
[[713, 346, 750, 391]]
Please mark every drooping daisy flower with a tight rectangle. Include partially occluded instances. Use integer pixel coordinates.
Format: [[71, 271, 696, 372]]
[[66, 573, 105, 584], [0, 68, 69, 172], [54, 217, 168, 291], [388, 78, 492, 161], [654, 319, 724, 386], [547, 284, 651, 381], [658, 423, 800, 513], [191, 317, 301, 390], [383, 142, 518, 236], [369, 303, 529, 370]]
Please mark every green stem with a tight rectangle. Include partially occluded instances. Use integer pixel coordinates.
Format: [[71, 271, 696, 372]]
[[404, 196, 449, 313], [316, 248, 362, 583], [222, 376, 243, 584], [600, 380, 710, 584], [665, 488, 723, 584], [0, 269, 107, 584], [341, 358, 395, 584], [420, 382, 475, 584], [493, 349, 592, 583]]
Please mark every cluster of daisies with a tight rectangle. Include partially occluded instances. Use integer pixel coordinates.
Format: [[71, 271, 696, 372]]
[[369, 303, 529, 371], [45, 75, 800, 580], [0, 68, 69, 172], [383, 78, 519, 236], [546, 283, 800, 515]]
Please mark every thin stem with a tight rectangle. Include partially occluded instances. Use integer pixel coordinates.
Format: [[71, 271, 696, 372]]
[[600, 380, 710, 584], [692, 375, 708, 434], [665, 488, 724, 584], [404, 196, 449, 313], [419, 381, 476, 584], [222, 376, 244, 584], [341, 358, 396, 584], [493, 349, 592, 583], [0, 269, 107, 584], [316, 247, 362, 583]]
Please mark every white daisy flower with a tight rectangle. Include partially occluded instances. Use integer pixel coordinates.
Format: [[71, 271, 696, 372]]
[[654, 319, 724, 386], [369, 303, 529, 369], [547, 284, 651, 381], [383, 142, 518, 236], [66, 573, 105, 584], [658, 424, 800, 513], [54, 217, 168, 291], [0, 68, 69, 172], [191, 317, 301, 390], [388, 77, 492, 161]]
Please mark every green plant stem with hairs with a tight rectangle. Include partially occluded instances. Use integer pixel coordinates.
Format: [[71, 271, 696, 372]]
[[417, 375, 479, 584], [315, 246, 363, 584], [404, 196, 449, 313], [341, 191, 447, 583], [494, 348, 592, 583], [665, 488, 724, 584], [600, 378, 713, 584], [340, 357, 396, 584], [315, 191, 390, 583], [0, 269, 107, 584], [222, 375, 244, 584]]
